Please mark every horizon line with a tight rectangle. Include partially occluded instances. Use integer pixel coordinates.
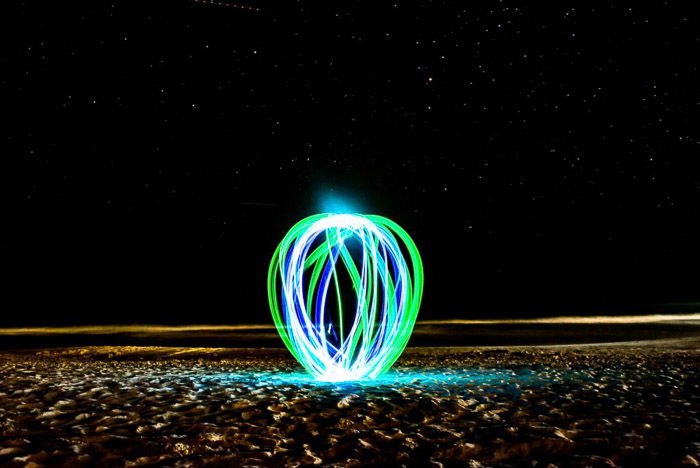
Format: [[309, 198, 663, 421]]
[[1, 313, 699, 335]]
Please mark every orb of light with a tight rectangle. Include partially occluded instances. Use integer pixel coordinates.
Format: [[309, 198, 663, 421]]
[[268, 213, 423, 381]]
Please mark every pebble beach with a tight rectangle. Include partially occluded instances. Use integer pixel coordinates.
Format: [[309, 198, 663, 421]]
[[1, 344, 699, 467]]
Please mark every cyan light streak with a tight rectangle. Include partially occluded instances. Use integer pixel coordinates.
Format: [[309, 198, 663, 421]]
[[268, 214, 423, 381]]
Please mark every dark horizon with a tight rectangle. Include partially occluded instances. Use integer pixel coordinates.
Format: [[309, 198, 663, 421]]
[[5, 1, 700, 327]]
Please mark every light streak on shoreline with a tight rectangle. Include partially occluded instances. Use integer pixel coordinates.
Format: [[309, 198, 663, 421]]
[[0, 324, 273, 335], [1, 313, 699, 336], [418, 313, 700, 325]]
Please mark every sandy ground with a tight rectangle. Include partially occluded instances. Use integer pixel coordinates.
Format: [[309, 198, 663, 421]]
[[1, 341, 699, 467]]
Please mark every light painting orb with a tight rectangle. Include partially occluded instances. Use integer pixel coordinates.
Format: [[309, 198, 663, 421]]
[[268, 213, 423, 382]]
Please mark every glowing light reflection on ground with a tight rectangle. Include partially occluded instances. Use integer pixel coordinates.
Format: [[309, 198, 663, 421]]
[[194, 366, 590, 398]]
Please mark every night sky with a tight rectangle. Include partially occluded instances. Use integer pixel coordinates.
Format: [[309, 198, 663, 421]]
[[4, 1, 699, 326]]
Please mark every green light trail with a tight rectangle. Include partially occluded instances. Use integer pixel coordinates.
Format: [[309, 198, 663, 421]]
[[268, 214, 423, 381]]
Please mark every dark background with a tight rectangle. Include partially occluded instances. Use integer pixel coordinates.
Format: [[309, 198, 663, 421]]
[[3, 0, 699, 326]]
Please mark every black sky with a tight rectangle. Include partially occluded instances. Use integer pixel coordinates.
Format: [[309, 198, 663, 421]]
[[3, 0, 699, 325]]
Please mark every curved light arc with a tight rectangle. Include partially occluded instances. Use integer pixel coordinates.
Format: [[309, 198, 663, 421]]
[[268, 213, 423, 381]]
